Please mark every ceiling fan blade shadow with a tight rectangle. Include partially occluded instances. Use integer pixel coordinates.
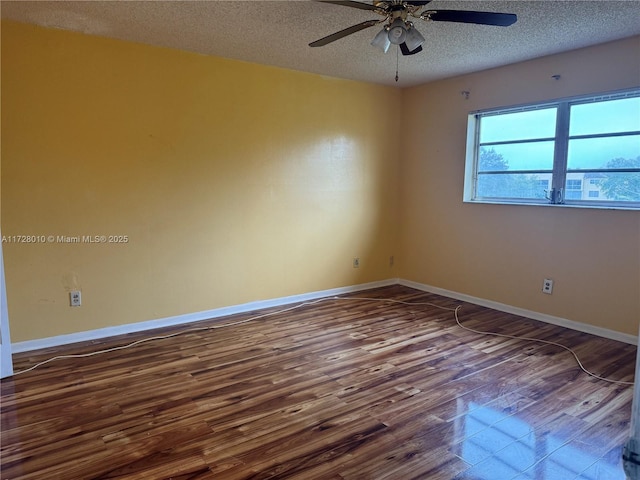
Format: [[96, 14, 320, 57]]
[[400, 42, 423, 55], [315, 0, 380, 11], [309, 19, 381, 47], [405, 1, 432, 5], [427, 10, 517, 26]]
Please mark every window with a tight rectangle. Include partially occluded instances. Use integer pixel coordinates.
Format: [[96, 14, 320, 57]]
[[536, 179, 549, 190], [565, 179, 582, 200], [566, 179, 582, 190], [464, 90, 640, 209]]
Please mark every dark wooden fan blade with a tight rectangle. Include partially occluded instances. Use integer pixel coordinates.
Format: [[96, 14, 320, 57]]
[[309, 19, 381, 47], [316, 0, 380, 11], [400, 42, 423, 56], [426, 10, 517, 26]]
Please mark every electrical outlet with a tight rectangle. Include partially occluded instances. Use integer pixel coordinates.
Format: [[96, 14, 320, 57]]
[[389, 255, 394, 267], [542, 279, 553, 295], [70, 290, 82, 306], [353, 257, 360, 268]]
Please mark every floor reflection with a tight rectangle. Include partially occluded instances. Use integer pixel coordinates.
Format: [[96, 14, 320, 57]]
[[456, 401, 625, 479]]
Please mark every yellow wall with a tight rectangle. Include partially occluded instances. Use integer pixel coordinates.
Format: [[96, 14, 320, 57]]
[[399, 36, 640, 336], [2, 20, 639, 343], [1, 21, 401, 342]]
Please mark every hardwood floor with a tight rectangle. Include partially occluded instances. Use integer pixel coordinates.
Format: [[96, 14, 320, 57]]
[[1, 285, 636, 479]]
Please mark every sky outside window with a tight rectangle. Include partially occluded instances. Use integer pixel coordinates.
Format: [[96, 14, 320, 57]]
[[480, 108, 557, 143], [569, 97, 640, 136]]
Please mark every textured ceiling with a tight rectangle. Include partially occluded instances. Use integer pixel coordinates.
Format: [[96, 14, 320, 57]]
[[2, 0, 640, 87]]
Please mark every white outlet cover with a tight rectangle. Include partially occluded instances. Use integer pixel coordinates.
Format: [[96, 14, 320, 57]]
[[70, 290, 82, 306]]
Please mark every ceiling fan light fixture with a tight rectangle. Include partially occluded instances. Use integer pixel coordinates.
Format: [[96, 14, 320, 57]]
[[371, 27, 391, 52], [404, 25, 425, 52], [387, 18, 406, 45]]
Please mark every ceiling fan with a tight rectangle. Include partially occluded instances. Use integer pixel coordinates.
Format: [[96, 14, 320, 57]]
[[309, 0, 517, 56]]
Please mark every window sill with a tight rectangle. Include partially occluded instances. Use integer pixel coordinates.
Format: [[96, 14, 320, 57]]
[[463, 199, 640, 211]]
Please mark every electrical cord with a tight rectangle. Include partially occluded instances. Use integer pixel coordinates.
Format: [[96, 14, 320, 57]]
[[450, 304, 634, 386], [11, 297, 333, 376], [344, 296, 634, 386], [9, 295, 635, 385]]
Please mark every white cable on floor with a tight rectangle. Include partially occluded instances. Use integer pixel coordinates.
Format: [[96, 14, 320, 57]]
[[342, 296, 634, 386], [450, 305, 634, 386], [10, 295, 635, 386], [11, 297, 334, 376]]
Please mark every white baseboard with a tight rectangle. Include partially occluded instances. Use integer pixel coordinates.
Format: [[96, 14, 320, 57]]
[[399, 279, 637, 345], [11, 279, 398, 353], [12, 276, 636, 354]]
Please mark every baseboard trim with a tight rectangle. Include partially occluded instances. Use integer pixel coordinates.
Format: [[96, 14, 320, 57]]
[[12, 276, 636, 353], [399, 279, 637, 345], [12, 278, 399, 353]]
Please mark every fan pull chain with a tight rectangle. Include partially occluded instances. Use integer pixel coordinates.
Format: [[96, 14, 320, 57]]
[[395, 46, 399, 82]]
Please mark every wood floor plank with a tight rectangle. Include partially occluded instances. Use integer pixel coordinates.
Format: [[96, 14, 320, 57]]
[[1, 285, 635, 479]]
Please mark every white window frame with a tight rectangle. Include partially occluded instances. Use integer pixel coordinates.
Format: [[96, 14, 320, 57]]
[[463, 88, 640, 210]]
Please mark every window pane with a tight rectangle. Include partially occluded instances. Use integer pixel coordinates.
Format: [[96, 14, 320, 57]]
[[570, 97, 640, 136], [477, 173, 549, 199], [567, 135, 640, 170], [479, 108, 557, 143], [572, 172, 640, 202], [479, 142, 555, 172]]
